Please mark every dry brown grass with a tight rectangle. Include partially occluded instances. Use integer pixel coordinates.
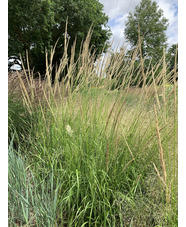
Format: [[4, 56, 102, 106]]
[[8, 71, 45, 99]]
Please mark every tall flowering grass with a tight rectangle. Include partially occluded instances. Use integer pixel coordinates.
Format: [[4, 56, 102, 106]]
[[8, 28, 178, 226]]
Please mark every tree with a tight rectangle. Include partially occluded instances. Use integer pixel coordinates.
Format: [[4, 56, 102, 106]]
[[124, 0, 169, 62], [8, 0, 55, 72], [8, 0, 111, 75], [50, 0, 111, 81], [166, 44, 178, 82], [166, 44, 178, 72]]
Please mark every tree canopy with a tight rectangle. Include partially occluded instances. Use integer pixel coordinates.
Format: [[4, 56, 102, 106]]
[[166, 43, 178, 83], [166, 44, 178, 72], [124, 0, 169, 62], [8, 0, 111, 75]]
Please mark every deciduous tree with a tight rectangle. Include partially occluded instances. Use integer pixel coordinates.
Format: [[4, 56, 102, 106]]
[[124, 0, 169, 62], [8, 0, 111, 75]]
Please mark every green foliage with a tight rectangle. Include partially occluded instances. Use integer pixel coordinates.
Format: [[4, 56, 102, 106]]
[[8, 96, 32, 147], [8, 0, 111, 74], [8, 0, 54, 70], [8, 139, 61, 226], [166, 44, 178, 71], [124, 0, 169, 62]]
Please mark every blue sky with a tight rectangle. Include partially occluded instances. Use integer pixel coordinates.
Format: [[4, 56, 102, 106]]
[[99, 0, 178, 49]]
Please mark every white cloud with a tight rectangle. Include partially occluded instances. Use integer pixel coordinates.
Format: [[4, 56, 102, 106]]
[[99, 0, 178, 48], [110, 14, 127, 44], [100, 0, 139, 20], [156, 0, 178, 47]]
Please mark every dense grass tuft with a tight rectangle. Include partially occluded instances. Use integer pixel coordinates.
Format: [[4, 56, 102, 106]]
[[8, 30, 177, 226]]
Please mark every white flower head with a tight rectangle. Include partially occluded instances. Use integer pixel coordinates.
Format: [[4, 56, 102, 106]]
[[65, 124, 74, 136]]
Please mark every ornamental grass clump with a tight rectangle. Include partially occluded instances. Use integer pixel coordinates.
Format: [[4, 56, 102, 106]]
[[8, 27, 178, 226]]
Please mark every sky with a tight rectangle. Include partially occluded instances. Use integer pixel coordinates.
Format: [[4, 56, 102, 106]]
[[99, 0, 178, 49]]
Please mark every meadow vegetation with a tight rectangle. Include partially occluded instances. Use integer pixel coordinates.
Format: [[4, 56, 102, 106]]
[[8, 30, 178, 226]]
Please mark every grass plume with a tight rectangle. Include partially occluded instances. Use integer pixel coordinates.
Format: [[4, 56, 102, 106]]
[[8, 27, 178, 226]]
